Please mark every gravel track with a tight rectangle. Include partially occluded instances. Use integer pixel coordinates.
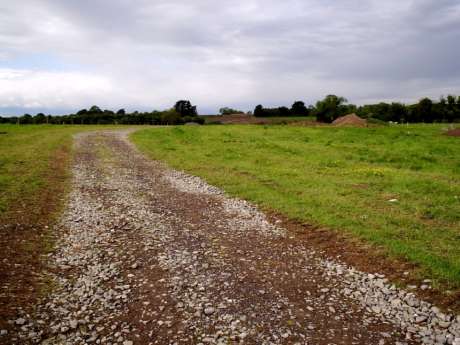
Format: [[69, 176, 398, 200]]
[[4, 130, 460, 345]]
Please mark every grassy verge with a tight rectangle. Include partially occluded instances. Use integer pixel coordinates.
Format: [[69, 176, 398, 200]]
[[0, 125, 129, 217], [0, 125, 82, 216], [0, 124, 124, 331], [131, 124, 460, 288]]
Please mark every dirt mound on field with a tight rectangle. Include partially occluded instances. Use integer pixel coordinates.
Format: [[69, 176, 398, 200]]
[[332, 113, 367, 127], [445, 128, 460, 137]]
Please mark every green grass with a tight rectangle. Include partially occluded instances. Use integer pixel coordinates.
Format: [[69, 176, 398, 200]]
[[0, 125, 75, 215], [0, 124, 121, 217], [131, 124, 460, 287]]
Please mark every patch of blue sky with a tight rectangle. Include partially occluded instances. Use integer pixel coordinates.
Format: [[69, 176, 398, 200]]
[[0, 52, 80, 72]]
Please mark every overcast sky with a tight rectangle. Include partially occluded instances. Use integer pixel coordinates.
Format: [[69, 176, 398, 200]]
[[0, 0, 459, 115]]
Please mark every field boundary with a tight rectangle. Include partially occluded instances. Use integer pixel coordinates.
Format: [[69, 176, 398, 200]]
[[0, 137, 74, 331]]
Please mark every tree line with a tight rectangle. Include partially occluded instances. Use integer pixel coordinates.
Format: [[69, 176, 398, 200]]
[[253, 95, 460, 123], [2, 95, 460, 125], [0, 100, 203, 125]]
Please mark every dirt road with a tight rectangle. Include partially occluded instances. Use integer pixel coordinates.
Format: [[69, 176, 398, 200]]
[[5, 130, 460, 345]]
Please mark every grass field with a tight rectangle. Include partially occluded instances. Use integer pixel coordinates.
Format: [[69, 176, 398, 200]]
[[0, 125, 121, 218], [0, 125, 81, 217], [131, 124, 460, 287]]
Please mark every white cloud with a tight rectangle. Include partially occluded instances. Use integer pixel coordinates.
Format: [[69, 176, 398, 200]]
[[0, 68, 114, 109]]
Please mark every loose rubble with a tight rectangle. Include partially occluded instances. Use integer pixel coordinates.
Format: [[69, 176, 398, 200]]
[[322, 260, 460, 345]]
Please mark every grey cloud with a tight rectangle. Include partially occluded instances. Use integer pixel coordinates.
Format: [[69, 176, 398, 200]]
[[0, 0, 459, 114]]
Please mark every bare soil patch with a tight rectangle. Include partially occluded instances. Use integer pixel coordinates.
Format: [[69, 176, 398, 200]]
[[445, 128, 460, 137], [203, 114, 323, 126], [333, 113, 368, 127]]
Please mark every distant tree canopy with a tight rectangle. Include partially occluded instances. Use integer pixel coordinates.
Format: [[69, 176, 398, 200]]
[[314, 95, 356, 123], [174, 100, 197, 117], [254, 101, 310, 117], [0, 101, 204, 125], [291, 101, 309, 116], [254, 105, 264, 117], [356, 96, 460, 123], [2, 95, 460, 125], [253, 105, 285, 117], [219, 107, 245, 115], [34, 113, 47, 124], [251, 94, 460, 123]]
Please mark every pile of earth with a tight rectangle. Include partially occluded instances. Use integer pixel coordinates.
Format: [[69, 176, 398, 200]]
[[445, 128, 460, 137], [332, 113, 367, 127]]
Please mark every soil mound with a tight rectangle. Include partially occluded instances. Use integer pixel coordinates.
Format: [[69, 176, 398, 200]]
[[445, 128, 460, 137], [332, 113, 367, 127]]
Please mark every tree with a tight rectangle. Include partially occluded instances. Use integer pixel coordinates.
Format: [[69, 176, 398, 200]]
[[88, 105, 103, 114], [19, 114, 33, 124], [389, 102, 407, 122], [98, 110, 115, 124], [278, 106, 291, 116], [445, 95, 459, 122], [34, 113, 47, 124], [291, 101, 308, 116], [314, 95, 348, 123], [447, 95, 456, 107], [434, 97, 448, 122], [373, 102, 391, 121], [254, 104, 264, 117], [174, 100, 197, 117], [161, 109, 182, 125], [219, 107, 244, 115], [116, 108, 126, 116], [417, 98, 434, 122]]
